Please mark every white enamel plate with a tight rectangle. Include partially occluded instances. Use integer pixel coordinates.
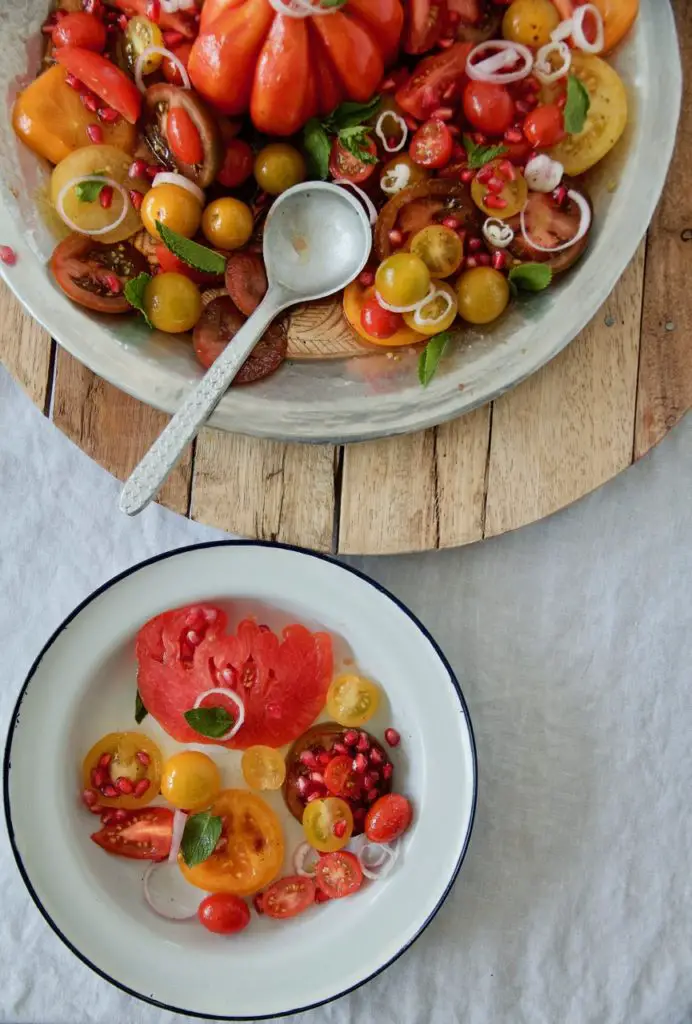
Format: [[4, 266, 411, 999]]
[[4, 543, 477, 1019]]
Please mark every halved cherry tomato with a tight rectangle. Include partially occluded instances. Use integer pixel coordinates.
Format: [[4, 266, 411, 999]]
[[360, 299, 403, 340], [303, 796, 353, 853], [261, 876, 316, 919], [409, 118, 453, 169], [463, 81, 515, 136], [315, 851, 363, 899], [326, 673, 381, 727], [167, 106, 204, 166], [403, 281, 458, 335], [365, 794, 413, 843], [471, 159, 528, 219], [241, 745, 287, 791], [198, 893, 251, 934], [410, 224, 464, 278], [396, 43, 473, 121], [162, 43, 193, 86], [403, 0, 447, 54], [551, 0, 639, 53], [54, 48, 141, 125], [51, 235, 148, 314], [91, 807, 173, 860], [343, 282, 426, 348], [523, 104, 564, 148], [324, 755, 363, 800], [83, 731, 162, 809], [52, 12, 107, 52], [217, 138, 254, 187], [329, 137, 378, 185]]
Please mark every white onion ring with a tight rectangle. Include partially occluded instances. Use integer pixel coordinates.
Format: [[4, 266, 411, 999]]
[[520, 188, 592, 253], [413, 286, 455, 329], [572, 4, 605, 53], [380, 163, 411, 196], [293, 842, 321, 877], [134, 46, 191, 93], [483, 217, 514, 249], [467, 40, 534, 85], [551, 18, 574, 43], [534, 40, 572, 84], [524, 154, 564, 194], [56, 176, 130, 237], [349, 834, 399, 880], [332, 178, 377, 226], [152, 172, 204, 204], [168, 809, 188, 864], [161, 0, 196, 10], [143, 861, 199, 920], [374, 111, 408, 154], [375, 284, 436, 314], [193, 687, 245, 741], [266, 0, 336, 16]]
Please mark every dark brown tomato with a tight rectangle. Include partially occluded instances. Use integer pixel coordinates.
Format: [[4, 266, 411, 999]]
[[225, 251, 268, 316], [143, 83, 222, 188], [374, 179, 478, 260], [448, 0, 502, 43], [193, 296, 287, 382], [507, 184, 592, 273], [50, 235, 148, 313]]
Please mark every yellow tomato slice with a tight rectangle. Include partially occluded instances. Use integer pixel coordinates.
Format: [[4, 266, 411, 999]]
[[303, 797, 353, 853], [82, 731, 162, 810], [179, 790, 284, 896], [471, 161, 528, 221], [343, 282, 426, 348], [326, 674, 381, 727], [241, 746, 287, 791]]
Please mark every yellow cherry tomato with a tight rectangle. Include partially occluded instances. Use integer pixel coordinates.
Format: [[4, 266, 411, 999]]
[[403, 281, 458, 336], [326, 674, 381, 728], [82, 731, 162, 810], [141, 183, 202, 240], [471, 161, 528, 220], [241, 746, 286, 791], [375, 253, 431, 308], [410, 225, 464, 278], [201, 197, 253, 250], [303, 796, 353, 853], [502, 0, 560, 47], [254, 143, 306, 196], [456, 267, 510, 325], [379, 153, 429, 196], [123, 16, 164, 75], [144, 272, 202, 333], [160, 751, 221, 810], [343, 282, 426, 348]]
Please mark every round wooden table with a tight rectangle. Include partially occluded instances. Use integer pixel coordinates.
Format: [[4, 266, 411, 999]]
[[2, 3, 690, 556]]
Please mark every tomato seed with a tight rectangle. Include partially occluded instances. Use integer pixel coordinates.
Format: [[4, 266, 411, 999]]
[[133, 778, 150, 798], [115, 776, 134, 794], [0, 245, 17, 266], [382, 763, 394, 780], [343, 729, 359, 747], [101, 784, 118, 798], [333, 820, 347, 838], [129, 190, 144, 211], [135, 750, 150, 767], [384, 728, 401, 747], [484, 194, 508, 210], [86, 124, 103, 144], [492, 250, 507, 271]]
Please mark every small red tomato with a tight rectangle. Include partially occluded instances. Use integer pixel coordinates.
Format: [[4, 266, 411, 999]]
[[409, 118, 453, 169], [52, 12, 107, 52], [523, 104, 565, 148], [315, 851, 363, 899], [463, 81, 515, 136], [360, 298, 403, 339], [329, 137, 378, 185], [167, 106, 203, 166], [198, 893, 251, 935], [217, 138, 254, 188], [365, 793, 413, 843], [162, 42, 192, 86]]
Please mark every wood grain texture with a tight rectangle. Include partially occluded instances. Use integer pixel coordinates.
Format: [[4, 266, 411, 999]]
[[634, 0, 692, 457], [0, 282, 52, 410], [52, 347, 192, 514], [436, 404, 492, 548], [191, 429, 336, 551], [485, 245, 645, 538]]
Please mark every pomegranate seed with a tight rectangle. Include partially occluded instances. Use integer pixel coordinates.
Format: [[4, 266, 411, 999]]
[[117, 13, 128, 29], [129, 189, 144, 211], [499, 159, 516, 181], [186, 629, 201, 646], [93, 767, 107, 788], [317, 751, 331, 767], [486, 176, 505, 195], [333, 819, 347, 838], [447, 8, 461, 23], [380, 76, 397, 91], [553, 185, 568, 206], [133, 778, 150, 797], [204, 608, 218, 623], [504, 129, 523, 144], [253, 893, 265, 915], [388, 229, 404, 247], [296, 775, 309, 797], [476, 165, 494, 185], [382, 763, 394, 781], [306, 791, 322, 803], [101, 784, 118, 798], [309, 771, 325, 784], [162, 29, 184, 47], [363, 772, 379, 788], [315, 889, 330, 903], [86, 124, 103, 144], [128, 159, 147, 180], [384, 728, 401, 747], [103, 272, 122, 295], [353, 753, 368, 773], [0, 245, 17, 266], [135, 750, 151, 766], [484, 194, 508, 210], [468, 237, 483, 252], [443, 216, 460, 230], [145, 164, 161, 179], [438, 36, 454, 48], [332, 742, 349, 756], [460, 168, 476, 184], [492, 250, 507, 271], [100, 810, 116, 825], [113, 809, 129, 822], [430, 106, 453, 121], [368, 747, 385, 766], [82, 788, 99, 808], [367, 788, 380, 803], [465, 256, 479, 270], [99, 185, 113, 210], [65, 73, 82, 90], [115, 777, 134, 794], [98, 106, 120, 124], [299, 750, 317, 768], [404, 115, 419, 132], [98, 752, 112, 768], [343, 730, 359, 747], [81, 93, 99, 113], [442, 82, 457, 101], [356, 731, 370, 752], [477, 253, 491, 266], [473, 132, 488, 145]]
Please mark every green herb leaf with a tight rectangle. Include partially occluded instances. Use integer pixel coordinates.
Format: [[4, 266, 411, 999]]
[[321, 0, 347, 7], [74, 172, 107, 203], [418, 331, 452, 388], [337, 125, 378, 165], [180, 811, 223, 868], [324, 96, 381, 131], [462, 136, 508, 170], [135, 690, 148, 724], [124, 272, 154, 329], [303, 117, 332, 180], [184, 705, 234, 739], [156, 222, 227, 274], [508, 262, 553, 293], [564, 75, 590, 135]]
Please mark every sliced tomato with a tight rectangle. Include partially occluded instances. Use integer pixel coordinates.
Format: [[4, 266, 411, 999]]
[[409, 119, 453, 169], [403, 0, 447, 54], [396, 42, 473, 121], [111, 0, 198, 38], [192, 296, 287, 380], [329, 136, 378, 185], [324, 755, 363, 799], [448, 0, 502, 43], [507, 185, 592, 273], [54, 48, 141, 124], [551, 0, 639, 53], [315, 851, 363, 899], [262, 876, 316, 919], [91, 807, 173, 860], [51, 235, 149, 314], [374, 178, 478, 260], [225, 251, 268, 316], [365, 793, 413, 843]]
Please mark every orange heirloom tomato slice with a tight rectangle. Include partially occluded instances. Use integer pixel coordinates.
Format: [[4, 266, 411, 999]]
[[179, 789, 284, 896], [82, 731, 162, 810], [343, 282, 426, 349]]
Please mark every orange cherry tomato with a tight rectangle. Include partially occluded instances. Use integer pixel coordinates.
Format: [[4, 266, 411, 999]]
[[167, 106, 204, 166]]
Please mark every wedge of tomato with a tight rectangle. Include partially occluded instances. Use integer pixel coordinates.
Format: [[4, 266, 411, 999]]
[[54, 48, 141, 124], [396, 42, 473, 120], [91, 807, 173, 860]]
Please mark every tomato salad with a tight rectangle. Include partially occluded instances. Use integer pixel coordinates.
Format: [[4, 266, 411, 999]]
[[13, 0, 636, 387], [80, 603, 412, 934]]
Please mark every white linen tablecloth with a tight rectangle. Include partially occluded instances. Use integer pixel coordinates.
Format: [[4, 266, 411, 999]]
[[1, 364, 690, 1024]]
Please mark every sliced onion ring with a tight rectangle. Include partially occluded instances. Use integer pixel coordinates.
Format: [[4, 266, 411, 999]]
[[413, 286, 455, 329], [551, 18, 574, 43], [571, 4, 605, 53], [56, 176, 130, 237], [293, 842, 321, 877], [380, 163, 411, 196], [168, 809, 188, 864], [520, 188, 592, 253], [267, 0, 337, 16], [467, 40, 534, 85], [152, 172, 205, 205], [483, 217, 515, 249], [534, 40, 572, 84], [332, 178, 377, 226], [193, 687, 245, 741], [374, 111, 408, 154], [134, 46, 191, 93], [375, 284, 436, 314], [349, 834, 399, 880], [143, 861, 199, 920]]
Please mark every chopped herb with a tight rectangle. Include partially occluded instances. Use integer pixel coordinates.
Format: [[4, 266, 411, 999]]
[[124, 272, 154, 328], [337, 125, 378, 165], [508, 262, 553, 296], [564, 75, 590, 135], [74, 173, 107, 203], [418, 331, 452, 387], [303, 118, 332, 180], [303, 96, 381, 180], [135, 690, 148, 724], [184, 705, 234, 739], [462, 136, 508, 170], [180, 811, 223, 868], [155, 222, 227, 275]]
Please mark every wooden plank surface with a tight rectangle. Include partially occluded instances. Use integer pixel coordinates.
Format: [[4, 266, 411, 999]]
[[0, 282, 52, 410]]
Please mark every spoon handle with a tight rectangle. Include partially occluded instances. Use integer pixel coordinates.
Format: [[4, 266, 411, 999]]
[[119, 291, 286, 517]]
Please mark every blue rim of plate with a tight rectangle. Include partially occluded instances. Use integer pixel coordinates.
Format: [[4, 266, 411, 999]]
[[3, 540, 478, 1021]]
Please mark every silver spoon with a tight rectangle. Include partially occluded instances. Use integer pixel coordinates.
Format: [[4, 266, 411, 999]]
[[119, 182, 372, 516]]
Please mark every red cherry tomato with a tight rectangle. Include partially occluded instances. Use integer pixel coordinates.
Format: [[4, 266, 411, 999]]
[[360, 298, 403, 339], [328, 137, 378, 185], [262, 876, 316, 919], [162, 42, 192, 86], [54, 47, 141, 124], [324, 754, 362, 799], [52, 12, 107, 52], [90, 807, 173, 860], [463, 80, 515, 136], [523, 104, 565, 148], [217, 138, 254, 188], [197, 893, 251, 934], [409, 118, 453, 169], [167, 106, 204, 166], [315, 851, 364, 899], [365, 793, 413, 843]]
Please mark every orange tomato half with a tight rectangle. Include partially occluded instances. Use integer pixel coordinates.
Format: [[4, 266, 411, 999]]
[[343, 281, 427, 348]]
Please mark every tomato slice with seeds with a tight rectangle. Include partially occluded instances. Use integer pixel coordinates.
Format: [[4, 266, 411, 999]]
[[324, 755, 362, 799], [315, 851, 364, 899], [409, 118, 453, 170], [262, 876, 316, 919], [91, 807, 173, 860], [329, 136, 378, 185], [507, 186, 592, 273], [51, 235, 149, 315]]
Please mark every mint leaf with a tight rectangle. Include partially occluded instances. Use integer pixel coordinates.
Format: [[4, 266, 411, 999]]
[[124, 272, 154, 328], [156, 222, 226, 274], [418, 331, 452, 387], [564, 75, 590, 135], [135, 690, 148, 724], [184, 705, 234, 739], [462, 136, 507, 170], [337, 126, 378, 165], [321, 0, 347, 7], [508, 262, 553, 293], [180, 811, 223, 868], [325, 96, 381, 131], [303, 117, 331, 180], [74, 173, 107, 203]]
